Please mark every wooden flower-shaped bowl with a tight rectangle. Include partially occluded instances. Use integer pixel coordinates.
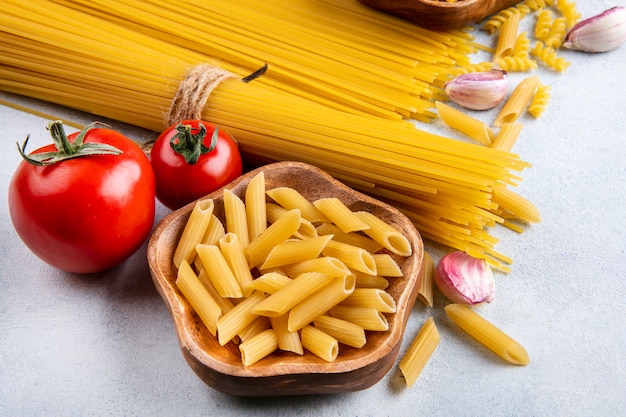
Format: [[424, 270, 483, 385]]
[[358, 0, 522, 30], [147, 161, 424, 396]]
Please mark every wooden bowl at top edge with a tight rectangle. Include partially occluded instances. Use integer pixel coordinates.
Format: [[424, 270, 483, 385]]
[[147, 161, 424, 397], [358, 0, 522, 30]]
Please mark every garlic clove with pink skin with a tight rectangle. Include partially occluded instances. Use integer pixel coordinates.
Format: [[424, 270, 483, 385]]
[[435, 251, 495, 305], [444, 69, 508, 111], [563, 6, 626, 53]]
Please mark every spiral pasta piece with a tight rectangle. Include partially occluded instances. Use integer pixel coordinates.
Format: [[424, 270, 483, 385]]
[[556, 0, 581, 28], [453, 62, 496, 76], [531, 41, 570, 72], [544, 17, 567, 49], [513, 31, 532, 58], [483, 7, 527, 33], [528, 83, 552, 118], [495, 56, 538, 72], [522, 0, 553, 11], [534, 9, 554, 41]]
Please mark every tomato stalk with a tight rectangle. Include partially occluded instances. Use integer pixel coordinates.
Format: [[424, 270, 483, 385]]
[[17, 120, 123, 166], [170, 122, 218, 164]]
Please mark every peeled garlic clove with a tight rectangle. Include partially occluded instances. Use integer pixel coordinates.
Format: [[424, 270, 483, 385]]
[[435, 251, 495, 305], [563, 6, 626, 53], [444, 69, 508, 111]]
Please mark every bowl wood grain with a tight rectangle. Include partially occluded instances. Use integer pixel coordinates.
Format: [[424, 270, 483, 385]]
[[147, 161, 423, 396]]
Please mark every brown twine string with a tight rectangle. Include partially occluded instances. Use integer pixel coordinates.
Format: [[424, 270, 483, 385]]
[[165, 63, 236, 127]]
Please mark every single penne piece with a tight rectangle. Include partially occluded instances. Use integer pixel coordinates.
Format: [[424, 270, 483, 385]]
[[494, 10, 520, 60], [253, 271, 335, 317], [173, 199, 214, 268], [492, 186, 541, 223], [316, 222, 383, 253], [266, 187, 329, 223], [217, 291, 266, 346], [219, 233, 254, 297], [372, 253, 403, 277], [444, 303, 530, 365], [281, 257, 351, 279], [245, 171, 267, 240], [321, 239, 377, 275], [246, 272, 293, 294], [493, 75, 540, 127], [417, 252, 435, 307], [200, 214, 226, 246], [266, 203, 317, 239], [301, 325, 339, 362], [491, 122, 523, 152], [239, 328, 278, 367], [353, 211, 412, 257], [197, 268, 235, 314], [313, 315, 366, 348], [223, 189, 249, 248], [288, 274, 356, 332], [260, 235, 333, 270], [329, 306, 389, 331], [175, 260, 222, 336], [196, 244, 242, 298], [312, 197, 370, 233], [245, 209, 301, 268], [353, 271, 389, 290], [399, 317, 440, 387], [270, 314, 304, 355], [238, 315, 271, 343], [436, 101, 495, 146], [339, 288, 397, 313]]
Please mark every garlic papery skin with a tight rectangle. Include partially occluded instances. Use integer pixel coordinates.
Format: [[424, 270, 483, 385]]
[[435, 252, 495, 305], [563, 6, 626, 53], [444, 69, 508, 111]]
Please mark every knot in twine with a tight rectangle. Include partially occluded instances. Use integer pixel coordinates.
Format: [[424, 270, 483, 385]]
[[165, 63, 236, 127]]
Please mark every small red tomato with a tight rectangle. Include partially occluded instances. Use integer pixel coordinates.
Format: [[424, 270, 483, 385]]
[[8, 121, 156, 274], [150, 120, 242, 210]]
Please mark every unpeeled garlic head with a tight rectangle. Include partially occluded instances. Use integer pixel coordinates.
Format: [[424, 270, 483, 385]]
[[563, 6, 626, 53], [444, 69, 508, 111], [435, 251, 495, 305]]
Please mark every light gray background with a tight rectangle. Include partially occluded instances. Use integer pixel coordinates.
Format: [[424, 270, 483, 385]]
[[1, 1, 625, 415]]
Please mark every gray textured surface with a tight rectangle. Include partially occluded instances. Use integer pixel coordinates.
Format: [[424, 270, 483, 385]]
[[1, 2, 625, 415]]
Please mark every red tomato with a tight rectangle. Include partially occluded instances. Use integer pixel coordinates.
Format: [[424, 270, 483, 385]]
[[8, 121, 156, 274], [150, 120, 242, 210]]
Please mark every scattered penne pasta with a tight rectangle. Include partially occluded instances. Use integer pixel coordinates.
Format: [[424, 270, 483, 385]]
[[399, 317, 440, 387]]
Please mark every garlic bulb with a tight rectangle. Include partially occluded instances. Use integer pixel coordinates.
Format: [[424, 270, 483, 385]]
[[563, 6, 626, 53], [444, 69, 508, 111], [435, 251, 495, 305]]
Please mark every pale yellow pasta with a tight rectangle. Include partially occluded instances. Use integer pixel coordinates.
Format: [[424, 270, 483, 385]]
[[495, 56, 538, 72], [494, 11, 520, 60], [483, 7, 523, 33], [313, 315, 366, 348], [316, 222, 383, 253], [493, 75, 540, 127], [219, 233, 255, 297], [217, 291, 266, 346], [266, 203, 317, 239], [200, 214, 226, 246], [534, 8, 553, 41], [288, 275, 356, 332], [312, 197, 370, 233], [175, 260, 222, 336], [544, 17, 567, 49], [223, 189, 249, 248], [253, 271, 335, 317], [444, 304, 530, 365], [417, 252, 435, 307], [435, 101, 495, 147], [339, 288, 396, 313], [270, 314, 303, 355], [513, 31, 531, 58], [301, 325, 339, 362], [247, 272, 293, 294], [354, 211, 412, 256], [452, 61, 495, 75], [353, 271, 389, 290], [238, 316, 271, 343], [321, 239, 377, 275], [491, 122, 523, 152], [245, 208, 301, 268], [531, 41, 570, 72], [245, 171, 267, 240], [492, 186, 541, 223], [372, 253, 403, 277], [281, 257, 351, 279], [196, 244, 243, 298], [266, 187, 329, 223], [329, 306, 389, 331], [260, 235, 333, 270], [197, 268, 235, 314], [239, 328, 278, 367], [556, 0, 581, 28], [173, 199, 214, 268], [528, 83, 552, 118], [399, 317, 440, 387]]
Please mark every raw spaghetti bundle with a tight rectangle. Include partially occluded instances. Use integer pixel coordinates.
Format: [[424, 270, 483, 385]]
[[0, 0, 538, 271]]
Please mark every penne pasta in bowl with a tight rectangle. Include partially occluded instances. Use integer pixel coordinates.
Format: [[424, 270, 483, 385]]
[[147, 161, 423, 396]]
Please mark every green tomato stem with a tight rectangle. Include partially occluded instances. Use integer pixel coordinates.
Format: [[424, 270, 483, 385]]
[[169, 122, 218, 165]]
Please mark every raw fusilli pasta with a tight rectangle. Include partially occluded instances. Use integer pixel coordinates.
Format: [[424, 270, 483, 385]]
[[496, 56, 538, 72], [528, 83, 552, 118], [531, 41, 570, 72], [556, 0, 582, 28], [544, 16, 567, 48], [453, 62, 496, 75], [534, 9, 554, 41], [513, 32, 532, 58]]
